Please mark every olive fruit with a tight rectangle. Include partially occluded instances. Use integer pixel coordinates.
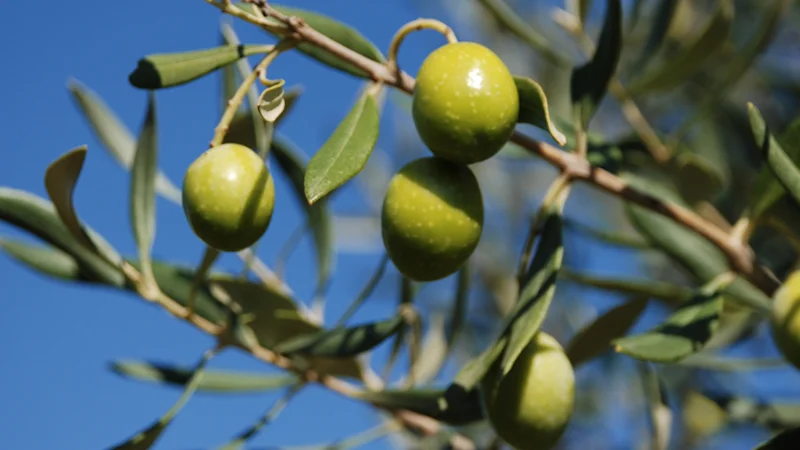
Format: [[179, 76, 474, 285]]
[[182, 143, 276, 252], [770, 270, 800, 371], [412, 41, 519, 165], [480, 332, 575, 450], [381, 156, 483, 282]]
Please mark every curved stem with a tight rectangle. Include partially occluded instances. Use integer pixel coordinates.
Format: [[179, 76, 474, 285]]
[[387, 18, 458, 73]]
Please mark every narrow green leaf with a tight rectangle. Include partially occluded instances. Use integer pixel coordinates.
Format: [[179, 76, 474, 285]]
[[44, 146, 104, 255], [130, 93, 159, 285], [514, 76, 567, 146], [750, 117, 800, 220], [500, 211, 564, 376], [110, 360, 296, 393], [67, 79, 182, 204], [563, 218, 652, 249], [754, 426, 800, 450], [220, 32, 240, 116], [271, 134, 334, 295], [623, 173, 772, 314], [110, 349, 217, 450], [630, 0, 679, 73], [0, 187, 124, 287], [560, 269, 692, 305], [354, 386, 485, 426], [274, 315, 404, 358], [234, 2, 385, 79], [207, 277, 363, 380], [451, 211, 564, 391], [0, 239, 83, 281], [748, 103, 800, 212], [629, 0, 734, 94], [566, 297, 649, 368], [129, 44, 272, 90], [676, 355, 786, 372], [570, 0, 622, 127], [614, 277, 729, 363], [304, 91, 380, 205], [216, 383, 304, 450]]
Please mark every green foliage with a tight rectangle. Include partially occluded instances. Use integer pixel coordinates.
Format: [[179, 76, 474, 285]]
[[6, 1, 800, 449]]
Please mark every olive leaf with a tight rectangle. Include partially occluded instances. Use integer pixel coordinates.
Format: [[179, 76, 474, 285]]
[[257, 79, 286, 123], [613, 275, 731, 363], [749, 116, 800, 221], [109, 349, 217, 450], [304, 90, 380, 205], [207, 276, 363, 380], [0, 238, 83, 282], [451, 210, 563, 391], [353, 386, 485, 426], [130, 92, 159, 288], [128, 44, 273, 90], [560, 270, 692, 305], [67, 79, 182, 204], [271, 134, 334, 296], [110, 360, 296, 394], [514, 75, 567, 146], [570, 0, 622, 128], [273, 314, 405, 358], [748, 103, 800, 213], [0, 187, 125, 287], [623, 172, 772, 314], [565, 297, 649, 368], [630, 0, 680, 74], [628, 0, 734, 95], [44, 146, 107, 256], [234, 2, 385, 79]]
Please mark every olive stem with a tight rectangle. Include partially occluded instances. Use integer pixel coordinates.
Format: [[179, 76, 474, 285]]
[[187, 246, 221, 320], [209, 38, 295, 148], [386, 18, 458, 74]]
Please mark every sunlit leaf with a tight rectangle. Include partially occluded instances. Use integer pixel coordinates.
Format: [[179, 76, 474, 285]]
[[0, 239, 83, 282], [304, 91, 380, 204], [234, 2, 385, 78], [271, 134, 334, 295], [748, 103, 800, 213], [514, 75, 567, 146], [129, 44, 272, 90], [130, 92, 159, 287], [110, 360, 296, 394], [614, 276, 730, 363], [67, 79, 182, 204], [629, 0, 734, 94], [571, 0, 622, 127], [354, 386, 485, 426], [273, 315, 405, 358], [0, 187, 124, 287], [566, 297, 649, 368], [258, 79, 286, 123]]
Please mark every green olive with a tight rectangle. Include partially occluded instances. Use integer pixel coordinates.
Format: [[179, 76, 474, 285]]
[[481, 332, 575, 450], [381, 156, 483, 282], [770, 270, 800, 371], [412, 41, 519, 165], [182, 143, 276, 252]]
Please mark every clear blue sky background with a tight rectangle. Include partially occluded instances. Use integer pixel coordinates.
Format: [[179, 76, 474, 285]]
[[1, 1, 799, 449]]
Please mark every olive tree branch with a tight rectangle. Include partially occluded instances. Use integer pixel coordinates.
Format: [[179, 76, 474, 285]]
[[205, 1, 779, 295]]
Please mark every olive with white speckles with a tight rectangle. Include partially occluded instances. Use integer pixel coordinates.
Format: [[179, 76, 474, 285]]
[[381, 156, 483, 282], [412, 42, 519, 165], [182, 143, 275, 252], [480, 332, 575, 450]]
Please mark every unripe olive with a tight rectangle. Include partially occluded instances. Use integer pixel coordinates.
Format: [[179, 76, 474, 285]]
[[770, 270, 800, 371], [381, 156, 484, 282], [412, 42, 519, 165], [182, 143, 276, 252], [480, 332, 575, 450]]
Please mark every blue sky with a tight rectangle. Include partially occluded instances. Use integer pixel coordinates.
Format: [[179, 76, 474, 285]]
[[2, 1, 799, 449]]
